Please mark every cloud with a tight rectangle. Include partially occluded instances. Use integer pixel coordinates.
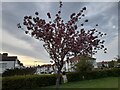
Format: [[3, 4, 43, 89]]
[[95, 35, 118, 61], [2, 41, 50, 63], [18, 55, 50, 66], [1, 2, 118, 66], [2, 2, 51, 63]]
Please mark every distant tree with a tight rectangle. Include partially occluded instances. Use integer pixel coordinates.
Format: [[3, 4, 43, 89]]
[[17, 1, 107, 89], [75, 56, 94, 73], [17, 60, 24, 66]]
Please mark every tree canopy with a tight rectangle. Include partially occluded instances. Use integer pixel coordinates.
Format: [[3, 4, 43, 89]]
[[17, 1, 107, 88]]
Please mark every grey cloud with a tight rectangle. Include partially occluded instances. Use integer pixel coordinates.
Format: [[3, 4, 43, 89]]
[[1, 2, 118, 64], [2, 42, 50, 63], [84, 2, 118, 44]]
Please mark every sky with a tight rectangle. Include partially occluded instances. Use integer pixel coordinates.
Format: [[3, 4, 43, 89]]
[[0, 0, 119, 66]]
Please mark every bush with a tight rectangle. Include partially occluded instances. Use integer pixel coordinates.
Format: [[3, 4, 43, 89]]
[[66, 68, 120, 82], [84, 70, 108, 80], [67, 72, 83, 82], [106, 68, 120, 77], [2, 74, 57, 90], [2, 68, 120, 90], [2, 67, 36, 77], [75, 56, 94, 73]]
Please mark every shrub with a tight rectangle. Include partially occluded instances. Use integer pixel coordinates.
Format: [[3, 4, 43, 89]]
[[67, 72, 83, 82], [2, 68, 120, 90], [2, 74, 57, 90], [66, 68, 120, 82], [84, 70, 108, 80], [2, 67, 36, 77], [75, 56, 94, 73], [106, 68, 120, 77]]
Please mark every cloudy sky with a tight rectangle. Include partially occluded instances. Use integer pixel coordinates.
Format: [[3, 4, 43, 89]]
[[0, 0, 119, 66]]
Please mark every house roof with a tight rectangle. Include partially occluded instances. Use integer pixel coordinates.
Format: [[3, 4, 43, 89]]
[[69, 56, 80, 62], [68, 56, 96, 63], [101, 61, 108, 64], [0, 53, 17, 61], [40, 64, 52, 67], [97, 61, 110, 64]]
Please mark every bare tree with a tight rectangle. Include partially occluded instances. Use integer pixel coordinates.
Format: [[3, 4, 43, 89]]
[[17, 1, 107, 89]]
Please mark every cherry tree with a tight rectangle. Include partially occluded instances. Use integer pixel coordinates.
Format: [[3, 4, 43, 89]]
[[17, 1, 107, 88]]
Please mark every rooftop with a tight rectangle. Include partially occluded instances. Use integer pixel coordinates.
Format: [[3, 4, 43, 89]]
[[0, 53, 17, 61]]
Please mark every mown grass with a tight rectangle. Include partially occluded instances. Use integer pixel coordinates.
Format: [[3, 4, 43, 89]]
[[47, 77, 118, 88]]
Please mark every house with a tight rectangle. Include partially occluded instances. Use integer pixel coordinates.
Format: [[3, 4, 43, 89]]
[[52, 63, 58, 74], [0, 53, 24, 74], [53, 56, 96, 73], [64, 56, 96, 72], [35, 64, 53, 74], [97, 61, 109, 68], [62, 61, 67, 72], [35, 56, 96, 74]]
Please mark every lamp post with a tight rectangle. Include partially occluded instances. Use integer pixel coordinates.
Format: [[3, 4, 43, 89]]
[[34, 61, 37, 67], [34, 61, 41, 67]]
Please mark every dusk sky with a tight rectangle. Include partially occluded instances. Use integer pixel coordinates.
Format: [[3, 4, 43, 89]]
[[0, 0, 119, 66]]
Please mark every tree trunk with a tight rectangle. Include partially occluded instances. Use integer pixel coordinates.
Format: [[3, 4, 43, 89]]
[[55, 71, 61, 90]]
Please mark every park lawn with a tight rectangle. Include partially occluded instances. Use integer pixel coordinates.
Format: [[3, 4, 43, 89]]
[[27, 77, 119, 90], [47, 77, 119, 88]]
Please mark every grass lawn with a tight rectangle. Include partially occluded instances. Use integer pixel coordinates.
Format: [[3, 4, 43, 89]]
[[26, 77, 119, 90]]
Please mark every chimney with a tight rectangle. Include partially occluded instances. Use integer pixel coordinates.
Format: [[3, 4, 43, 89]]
[[3, 53, 8, 57]]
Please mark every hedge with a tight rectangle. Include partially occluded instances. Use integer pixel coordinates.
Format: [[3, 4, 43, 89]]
[[2, 67, 36, 77], [2, 74, 57, 90], [2, 68, 120, 90], [66, 68, 120, 82], [66, 72, 83, 82]]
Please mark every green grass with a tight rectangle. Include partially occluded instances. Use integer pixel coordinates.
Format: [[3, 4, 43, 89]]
[[26, 77, 119, 90], [47, 77, 118, 88]]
